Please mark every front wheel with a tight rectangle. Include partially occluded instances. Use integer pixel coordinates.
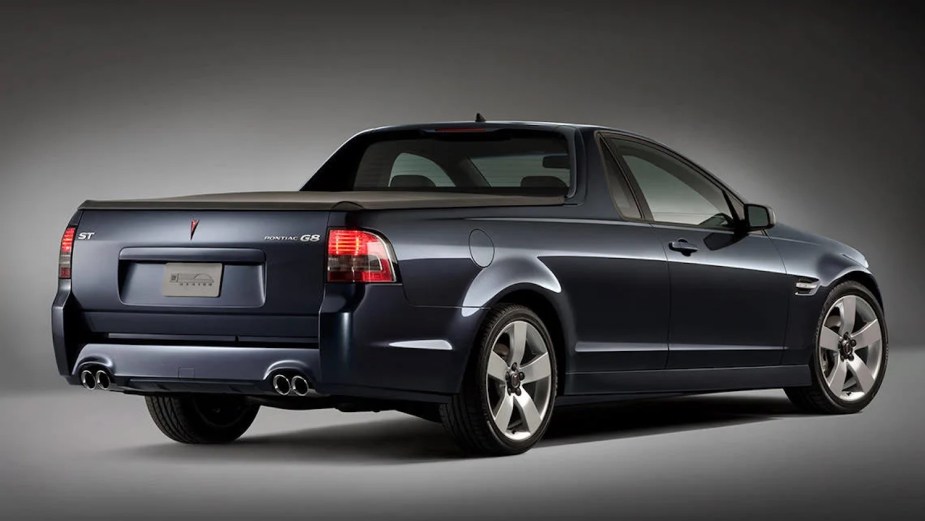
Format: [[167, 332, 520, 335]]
[[441, 304, 557, 456], [785, 281, 888, 414], [145, 394, 260, 444]]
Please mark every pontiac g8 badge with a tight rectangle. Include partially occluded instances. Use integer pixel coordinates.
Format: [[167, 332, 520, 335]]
[[263, 234, 321, 242]]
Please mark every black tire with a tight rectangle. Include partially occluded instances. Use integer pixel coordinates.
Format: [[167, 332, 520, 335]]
[[785, 281, 888, 414], [145, 394, 260, 444], [440, 304, 558, 456]]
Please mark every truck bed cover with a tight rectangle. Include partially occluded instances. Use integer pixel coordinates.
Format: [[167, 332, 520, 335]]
[[80, 191, 566, 211]]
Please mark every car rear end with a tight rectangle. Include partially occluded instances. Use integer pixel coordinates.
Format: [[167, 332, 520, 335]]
[[52, 122, 576, 404]]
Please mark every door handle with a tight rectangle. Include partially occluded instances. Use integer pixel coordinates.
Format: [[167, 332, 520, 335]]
[[668, 239, 699, 256]]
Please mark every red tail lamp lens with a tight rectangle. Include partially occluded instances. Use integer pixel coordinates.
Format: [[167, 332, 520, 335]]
[[59, 227, 76, 279], [327, 229, 396, 283]]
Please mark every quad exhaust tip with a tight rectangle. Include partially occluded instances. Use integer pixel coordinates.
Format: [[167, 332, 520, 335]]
[[80, 368, 111, 390], [291, 375, 310, 397], [272, 374, 292, 396], [80, 369, 95, 390], [272, 373, 313, 397], [95, 370, 111, 390]]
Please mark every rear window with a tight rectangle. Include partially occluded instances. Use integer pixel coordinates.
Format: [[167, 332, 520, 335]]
[[303, 129, 571, 195]]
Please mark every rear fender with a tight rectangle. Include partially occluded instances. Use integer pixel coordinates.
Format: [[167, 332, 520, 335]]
[[461, 256, 561, 308], [461, 257, 576, 371]]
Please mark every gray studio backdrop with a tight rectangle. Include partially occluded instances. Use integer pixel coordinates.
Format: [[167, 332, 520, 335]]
[[1, 0, 922, 392]]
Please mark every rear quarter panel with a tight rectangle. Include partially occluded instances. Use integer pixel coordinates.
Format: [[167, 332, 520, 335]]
[[348, 203, 671, 391]]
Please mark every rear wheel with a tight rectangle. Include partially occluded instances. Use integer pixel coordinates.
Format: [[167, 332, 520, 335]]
[[785, 281, 888, 414], [441, 304, 557, 456], [145, 395, 260, 444]]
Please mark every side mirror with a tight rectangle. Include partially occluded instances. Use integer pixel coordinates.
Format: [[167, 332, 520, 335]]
[[743, 203, 775, 231]]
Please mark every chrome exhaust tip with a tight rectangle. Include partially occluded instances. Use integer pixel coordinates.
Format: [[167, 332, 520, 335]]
[[80, 370, 96, 390], [291, 375, 310, 397], [95, 370, 111, 390], [272, 374, 292, 396]]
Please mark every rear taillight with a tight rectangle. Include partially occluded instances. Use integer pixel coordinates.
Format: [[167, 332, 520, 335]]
[[59, 227, 76, 279], [327, 229, 396, 283]]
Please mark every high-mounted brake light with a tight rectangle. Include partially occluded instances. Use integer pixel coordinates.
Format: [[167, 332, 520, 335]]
[[59, 227, 76, 279], [433, 127, 489, 133], [327, 229, 396, 283]]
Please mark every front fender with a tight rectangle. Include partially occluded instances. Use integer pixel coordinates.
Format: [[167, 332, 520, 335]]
[[773, 234, 883, 364]]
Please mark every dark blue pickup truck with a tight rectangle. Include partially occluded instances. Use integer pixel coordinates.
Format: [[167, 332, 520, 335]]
[[53, 120, 887, 455]]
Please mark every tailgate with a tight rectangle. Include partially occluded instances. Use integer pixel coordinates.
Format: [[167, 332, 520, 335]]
[[70, 210, 329, 343]]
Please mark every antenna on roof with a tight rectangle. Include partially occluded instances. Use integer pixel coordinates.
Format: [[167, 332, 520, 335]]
[[475, 113, 486, 123]]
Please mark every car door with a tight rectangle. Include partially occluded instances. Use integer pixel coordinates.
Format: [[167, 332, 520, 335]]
[[562, 139, 670, 376], [604, 136, 791, 369], [524, 136, 671, 391]]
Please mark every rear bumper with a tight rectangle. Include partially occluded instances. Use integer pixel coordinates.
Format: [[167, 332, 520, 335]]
[[53, 283, 485, 402], [68, 343, 320, 394]]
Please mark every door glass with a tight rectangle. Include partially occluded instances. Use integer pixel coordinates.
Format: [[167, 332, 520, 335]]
[[600, 143, 642, 219], [611, 139, 736, 229]]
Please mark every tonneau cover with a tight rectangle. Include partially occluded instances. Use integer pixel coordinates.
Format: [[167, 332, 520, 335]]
[[80, 191, 566, 211]]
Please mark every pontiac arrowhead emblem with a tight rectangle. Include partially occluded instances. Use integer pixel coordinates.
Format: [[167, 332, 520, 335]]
[[190, 219, 200, 240]]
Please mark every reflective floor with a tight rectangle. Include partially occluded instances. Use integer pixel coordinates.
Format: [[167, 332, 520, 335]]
[[3, 349, 923, 520]]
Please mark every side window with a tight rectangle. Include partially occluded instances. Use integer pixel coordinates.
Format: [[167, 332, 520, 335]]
[[389, 153, 454, 187], [599, 142, 642, 219], [610, 139, 736, 229]]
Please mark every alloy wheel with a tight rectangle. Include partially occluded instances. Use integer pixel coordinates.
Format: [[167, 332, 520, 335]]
[[484, 320, 554, 441], [819, 295, 884, 402]]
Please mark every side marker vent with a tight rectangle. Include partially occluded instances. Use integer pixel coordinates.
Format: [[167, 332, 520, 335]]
[[795, 278, 820, 296]]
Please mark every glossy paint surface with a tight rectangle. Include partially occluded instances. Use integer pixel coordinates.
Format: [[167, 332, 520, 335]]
[[53, 123, 882, 402]]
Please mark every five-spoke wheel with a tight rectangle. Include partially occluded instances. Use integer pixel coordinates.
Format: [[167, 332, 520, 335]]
[[818, 294, 884, 401], [441, 304, 558, 456], [485, 320, 554, 441], [786, 281, 888, 414]]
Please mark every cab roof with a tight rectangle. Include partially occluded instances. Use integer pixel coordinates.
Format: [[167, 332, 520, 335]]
[[362, 120, 609, 133]]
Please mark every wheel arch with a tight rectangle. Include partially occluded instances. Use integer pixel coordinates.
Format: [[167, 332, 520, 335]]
[[782, 267, 887, 366], [827, 270, 889, 348], [831, 269, 884, 311], [484, 286, 573, 391]]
